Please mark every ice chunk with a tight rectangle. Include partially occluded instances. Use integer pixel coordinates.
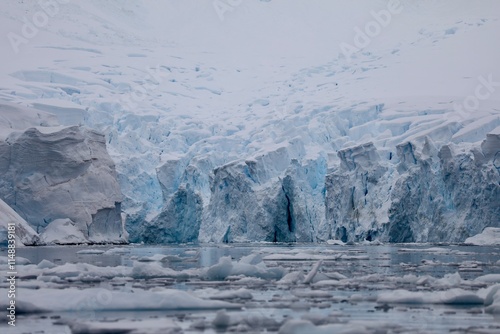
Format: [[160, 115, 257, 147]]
[[136, 253, 170, 262], [440, 289, 484, 305], [212, 309, 279, 332], [0, 256, 31, 265], [231, 261, 285, 280], [476, 274, 500, 284], [204, 256, 233, 281], [212, 310, 232, 330], [203, 255, 285, 280], [209, 288, 253, 300], [37, 259, 56, 269], [377, 289, 427, 304], [278, 271, 306, 285], [103, 247, 130, 255], [483, 285, 500, 314], [479, 284, 500, 306], [465, 227, 500, 245], [377, 288, 484, 305], [239, 253, 264, 265], [76, 249, 106, 255], [279, 319, 401, 334], [0, 287, 241, 313], [326, 239, 345, 245], [39, 219, 87, 245], [131, 261, 189, 279], [263, 253, 327, 261], [69, 318, 181, 334], [303, 260, 323, 284]]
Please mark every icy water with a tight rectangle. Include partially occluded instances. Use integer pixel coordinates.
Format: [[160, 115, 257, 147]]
[[2, 243, 500, 333]]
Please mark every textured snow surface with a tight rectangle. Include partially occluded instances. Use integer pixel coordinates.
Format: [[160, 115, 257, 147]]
[[0, 1, 499, 243]]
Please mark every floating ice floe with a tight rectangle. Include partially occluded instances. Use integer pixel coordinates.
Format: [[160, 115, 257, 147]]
[[0, 287, 241, 313], [103, 247, 130, 255], [0, 255, 31, 265], [398, 247, 450, 253], [131, 261, 193, 279], [136, 253, 171, 262], [263, 253, 331, 261], [465, 227, 500, 246], [476, 274, 500, 284], [208, 288, 253, 300], [212, 309, 281, 332], [39, 218, 87, 245], [69, 318, 181, 334], [278, 319, 403, 334], [278, 271, 306, 285], [203, 255, 286, 281], [76, 249, 106, 255], [326, 239, 345, 246], [377, 287, 492, 305]]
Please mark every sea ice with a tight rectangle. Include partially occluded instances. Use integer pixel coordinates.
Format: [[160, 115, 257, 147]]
[[465, 227, 500, 245], [0, 287, 241, 313]]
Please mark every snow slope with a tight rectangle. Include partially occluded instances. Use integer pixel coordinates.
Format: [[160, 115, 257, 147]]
[[0, 0, 499, 243]]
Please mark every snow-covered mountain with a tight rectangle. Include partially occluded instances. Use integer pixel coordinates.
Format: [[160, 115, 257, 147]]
[[0, 0, 498, 243]]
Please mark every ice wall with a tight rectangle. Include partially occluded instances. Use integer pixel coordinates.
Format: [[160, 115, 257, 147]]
[[142, 129, 498, 244], [0, 198, 39, 246], [326, 134, 500, 243], [0, 125, 127, 244], [1, 1, 500, 244]]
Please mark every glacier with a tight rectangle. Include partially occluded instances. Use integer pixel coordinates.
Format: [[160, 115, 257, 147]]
[[7, 243, 500, 333], [0, 1, 499, 244], [0, 104, 126, 244], [144, 127, 499, 244], [0, 198, 39, 246], [327, 134, 500, 243]]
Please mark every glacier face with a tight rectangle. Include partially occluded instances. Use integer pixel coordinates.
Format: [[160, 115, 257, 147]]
[[198, 157, 328, 243], [0, 1, 499, 244], [385, 137, 500, 243], [327, 135, 500, 243], [145, 132, 499, 244], [0, 124, 126, 244], [0, 198, 39, 246]]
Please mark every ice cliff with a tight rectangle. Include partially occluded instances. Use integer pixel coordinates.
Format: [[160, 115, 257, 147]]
[[327, 133, 500, 243], [0, 105, 126, 244], [1, 1, 499, 244], [0, 198, 38, 246], [141, 129, 498, 244]]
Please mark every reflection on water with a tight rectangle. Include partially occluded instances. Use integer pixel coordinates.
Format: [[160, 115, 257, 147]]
[[17, 243, 500, 278]]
